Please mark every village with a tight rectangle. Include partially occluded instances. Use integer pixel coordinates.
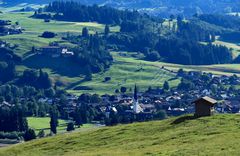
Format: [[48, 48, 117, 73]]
[[1, 68, 240, 124], [41, 69, 240, 118]]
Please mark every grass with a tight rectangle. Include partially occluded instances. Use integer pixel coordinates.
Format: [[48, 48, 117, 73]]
[[0, 12, 119, 57], [60, 51, 240, 95], [1, 114, 240, 155], [67, 52, 180, 95], [27, 117, 95, 134], [213, 39, 240, 58]]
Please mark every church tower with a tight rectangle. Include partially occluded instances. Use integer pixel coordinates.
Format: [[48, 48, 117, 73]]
[[133, 84, 142, 113]]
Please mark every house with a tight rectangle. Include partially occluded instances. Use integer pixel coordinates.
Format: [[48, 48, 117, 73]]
[[0, 101, 14, 108], [0, 20, 22, 36], [61, 48, 74, 57], [192, 96, 217, 117], [105, 105, 118, 118]]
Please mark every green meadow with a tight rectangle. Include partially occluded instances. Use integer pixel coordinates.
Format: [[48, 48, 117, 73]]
[[213, 39, 240, 58], [27, 117, 96, 134], [1, 114, 240, 156], [0, 12, 119, 57]]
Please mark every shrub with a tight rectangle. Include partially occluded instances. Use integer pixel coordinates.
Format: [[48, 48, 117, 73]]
[[67, 122, 75, 131], [24, 128, 36, 141], [38, 130, 45, 138], [104, 77, 111, 82], [41, 31, 56, 38], [154, 110, 167, 120], [0, 131, 23, 140]]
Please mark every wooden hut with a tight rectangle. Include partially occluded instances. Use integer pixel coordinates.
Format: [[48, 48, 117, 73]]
[[192, 96, 217, 117]]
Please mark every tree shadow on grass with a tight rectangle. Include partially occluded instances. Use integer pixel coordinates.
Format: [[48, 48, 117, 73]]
[[171, 115, 198, 125]]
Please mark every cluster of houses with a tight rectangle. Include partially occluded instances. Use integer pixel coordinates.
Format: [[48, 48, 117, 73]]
[[0, 20, 22, 36], [32, 71, 240, 119], [39, 46, 74, 58], [1, 70, 240, 120]]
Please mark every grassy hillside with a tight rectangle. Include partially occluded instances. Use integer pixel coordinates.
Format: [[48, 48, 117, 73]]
[[213, 39, 240, 58], [67, 52, 180, 95], [0, 12, 119, 57], [1, 114, 240, 155], [24, 51, 240, 95], [66, 52, 240, 95]]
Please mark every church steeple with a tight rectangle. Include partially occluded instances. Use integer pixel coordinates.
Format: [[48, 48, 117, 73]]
[[134, 84, 138, 100], [133, 84, 142, 114]]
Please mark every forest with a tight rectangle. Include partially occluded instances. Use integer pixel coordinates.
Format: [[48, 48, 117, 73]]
[[33, 1, 145, 25]]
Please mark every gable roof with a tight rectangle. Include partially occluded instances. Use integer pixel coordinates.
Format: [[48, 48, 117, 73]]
[[192, 96, 217, 105]]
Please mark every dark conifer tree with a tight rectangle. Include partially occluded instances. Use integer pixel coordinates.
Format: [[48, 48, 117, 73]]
[[82, 27, 89, 38], [50, 105, 58, 134], [104, 25, 110, 36], [74, 108, 82, 128]]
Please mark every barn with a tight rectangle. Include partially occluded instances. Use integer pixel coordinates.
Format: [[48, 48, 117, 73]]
[[192, 96, 217, 117]]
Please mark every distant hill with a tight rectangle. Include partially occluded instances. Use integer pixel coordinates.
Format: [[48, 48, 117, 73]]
[[1, 0, 240, 16], [0, 114, 240, 156]]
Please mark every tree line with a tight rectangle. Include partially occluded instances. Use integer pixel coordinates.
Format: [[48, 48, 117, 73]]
[[34, 1, 146, 25]]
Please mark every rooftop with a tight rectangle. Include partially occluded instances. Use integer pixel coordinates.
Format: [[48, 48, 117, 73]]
[[193, 96, 217, 105]]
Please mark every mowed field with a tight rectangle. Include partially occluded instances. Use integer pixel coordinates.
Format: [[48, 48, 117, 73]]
[[1, 114, 240, 156], [27, 117, 96, 134], [67, 51, 240, 95], [67, 52, 180, 95]]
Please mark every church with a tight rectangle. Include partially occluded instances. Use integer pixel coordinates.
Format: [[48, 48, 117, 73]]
[[133, 84, 143, 114]]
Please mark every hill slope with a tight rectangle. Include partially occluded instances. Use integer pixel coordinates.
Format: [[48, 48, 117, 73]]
[[1, 114, 240, 156]]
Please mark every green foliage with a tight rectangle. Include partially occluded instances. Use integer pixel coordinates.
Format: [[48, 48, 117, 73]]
[[42, 1, 144, 25], [198, 14, 240, 30], [0, 104, 28, 132], [50, 105, 59, 134], [178, 79, 195, 90], [120, 86, 127, 93], [66, 122, 75, 132], [154, 110, 167, 120], [74, 108, 82, 128], [104, 25, 110, 36], [0, 131, 23, 140], [82, 27, 89, 38], [23, 128, 36, 141], [41, 31, 56, 38], [163, 81, 170, 91], [37, 129, 45, 138], [18, 69, 52, 89]]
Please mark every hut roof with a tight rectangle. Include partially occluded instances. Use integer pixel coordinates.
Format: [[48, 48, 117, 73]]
[[192, 96, 217, 105]]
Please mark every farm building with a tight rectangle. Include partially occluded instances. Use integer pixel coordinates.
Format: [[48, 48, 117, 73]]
[[41, 46, 62, 57], [0, 20, 22, 36], [193, 96, 217, 117], [41, 46, 74, 57]]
